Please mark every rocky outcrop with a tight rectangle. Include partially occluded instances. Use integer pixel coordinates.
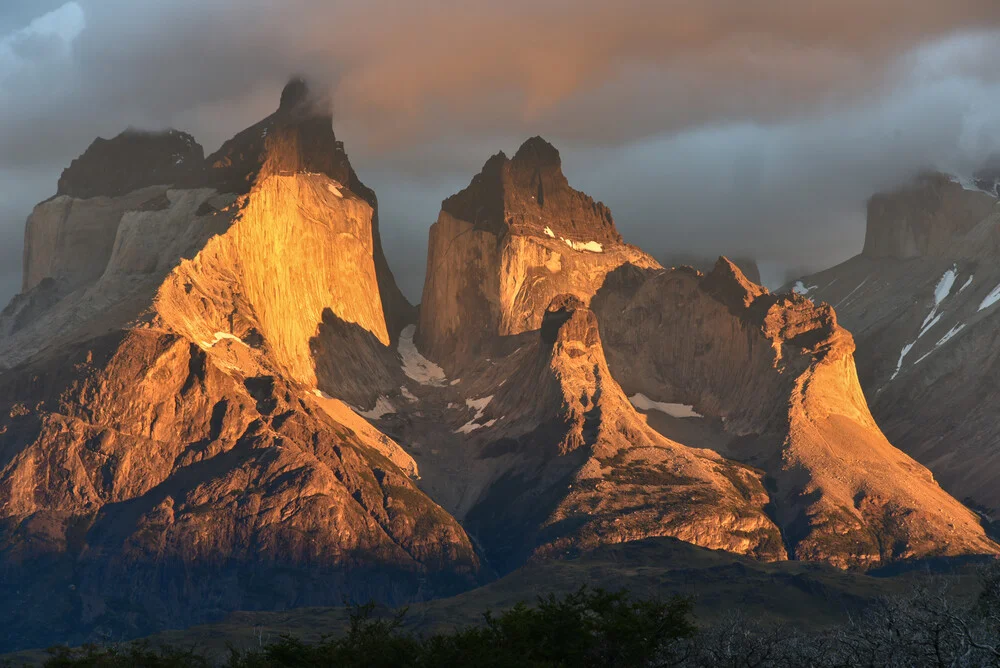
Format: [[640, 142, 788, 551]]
[[0, 79, 474, 652], [789, 172, 1000, 518], [659, 252, 762, 284], [462, 299, 786, 571], [0, 328, 475, 650], [418, 137, 659, 367], [203, 78, 414, 337], [592, 259, 998, 568]]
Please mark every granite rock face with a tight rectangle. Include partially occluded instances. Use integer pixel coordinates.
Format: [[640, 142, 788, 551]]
[[418, 137, 659, 367], [3, 85, 999, 654], [0, 80, 472, 652]]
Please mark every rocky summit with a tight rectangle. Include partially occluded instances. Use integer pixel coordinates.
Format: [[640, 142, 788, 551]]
[[0, 79, 997, 654]]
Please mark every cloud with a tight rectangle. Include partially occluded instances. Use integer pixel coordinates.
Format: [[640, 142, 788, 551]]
[[1, 1, 1000, 305]]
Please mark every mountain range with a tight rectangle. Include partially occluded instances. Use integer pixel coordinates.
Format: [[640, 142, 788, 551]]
[[0, 78, 997, 652]]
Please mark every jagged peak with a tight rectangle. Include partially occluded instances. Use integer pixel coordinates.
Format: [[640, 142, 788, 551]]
[[279, 77, 311, 112], [57, 127, 205, 199], [440, 137, 621, 244], [701, 256, 768, 311], [512, 136, 561, 169]]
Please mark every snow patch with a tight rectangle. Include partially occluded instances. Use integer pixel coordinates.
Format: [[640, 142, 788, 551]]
[[563, 238, 604, 253], [200, 332, 245, 349], [326, 183, 344, 198], [979, 283, 1000, 312], [919, 313, 942, 338], [792, 281, 818, 295], [960, 275, 974, 292], [356, 396, 395, 420], [890, 342, 915, 381], [312, 389, 333, 399], [543, 226, 555, 238], [454, 395, 495, 434], [450, 378, 462, 386], [400, 386, 418, 403], [951, 174, 999, 198], [466, 395, 493, 419], [917, 265, 957, 338], [915, 323, 967, 365], [628, 393, 703, 419], [398, 325, 447, 386]]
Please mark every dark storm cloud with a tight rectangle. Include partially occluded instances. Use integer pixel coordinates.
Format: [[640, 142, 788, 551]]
[[2, 1, 1000, 305]]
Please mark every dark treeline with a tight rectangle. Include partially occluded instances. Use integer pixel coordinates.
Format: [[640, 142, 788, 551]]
[[27, 563, 1000, 668]]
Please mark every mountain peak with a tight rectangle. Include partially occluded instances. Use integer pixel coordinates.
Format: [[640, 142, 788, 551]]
[[440, 137, 621, 245], [279, 77, 311, 112], [512, 136, 561, 169], [57, 128, 204, 199]]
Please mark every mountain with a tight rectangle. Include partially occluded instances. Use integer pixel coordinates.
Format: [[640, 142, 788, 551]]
[[375, 140, 994, 573], [788, 171, 1000, 523], [591, 258, 995, 568], [418, 137, 660, 368], [0, 80, 477, 651], [1, 84, 997, 654]]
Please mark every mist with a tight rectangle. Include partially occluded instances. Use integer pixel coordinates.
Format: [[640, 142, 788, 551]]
[[2, 1, 1000, 304]]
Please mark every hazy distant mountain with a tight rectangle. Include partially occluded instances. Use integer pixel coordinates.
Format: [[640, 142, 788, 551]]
[[788, 171, 1000, 525]]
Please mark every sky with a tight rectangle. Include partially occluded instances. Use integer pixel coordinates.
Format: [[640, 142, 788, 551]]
[[2, 2, 1000, 304]]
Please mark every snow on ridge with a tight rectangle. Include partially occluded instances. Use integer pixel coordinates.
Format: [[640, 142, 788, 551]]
[[979, 283, 1000, 312], [792, 281, 818, 295], [628, 393, 703, 419], [398, 325, 447, 386]]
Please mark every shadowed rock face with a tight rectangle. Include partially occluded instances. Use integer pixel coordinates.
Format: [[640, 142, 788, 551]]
[[863, 172, 995, 259], [0, 79, 470, 652], [790, 172, 1000, 519], [591, 259, 998, 569], [57, 129, 205, 200], [461, 298, 786, 572]]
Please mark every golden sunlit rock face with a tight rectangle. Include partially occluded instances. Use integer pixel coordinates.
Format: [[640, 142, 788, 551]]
[[419, 139, 660, 368], [0, 78, 997, 651], [155, 172, 389, 387], [0, 80, 477, 649]]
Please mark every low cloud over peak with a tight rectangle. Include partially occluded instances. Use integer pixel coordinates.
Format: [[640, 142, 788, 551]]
[[2, 0, 1000, 302]]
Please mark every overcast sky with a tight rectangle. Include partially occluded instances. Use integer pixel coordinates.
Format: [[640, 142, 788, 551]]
[[2, 2, 1000, 304]]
